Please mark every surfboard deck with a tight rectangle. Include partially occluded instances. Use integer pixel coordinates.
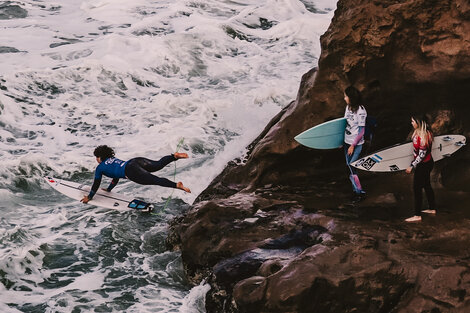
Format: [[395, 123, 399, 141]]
[[294, 117, 347, 149], [44, 176, 154, 212], [351, 135, 466, 172]]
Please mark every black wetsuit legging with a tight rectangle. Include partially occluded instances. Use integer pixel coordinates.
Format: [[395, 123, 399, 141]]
[[125, 155, 177, 188], [413, 159, 436, 216]]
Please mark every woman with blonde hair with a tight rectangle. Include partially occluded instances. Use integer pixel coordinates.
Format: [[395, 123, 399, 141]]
[[405, 115, 436, 222]]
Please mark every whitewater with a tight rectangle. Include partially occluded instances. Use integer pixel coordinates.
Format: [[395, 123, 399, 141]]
[[0, 0, 335, 312]]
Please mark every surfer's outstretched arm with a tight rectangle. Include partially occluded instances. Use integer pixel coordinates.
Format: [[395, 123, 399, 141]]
[[81, 176, 102, 203]]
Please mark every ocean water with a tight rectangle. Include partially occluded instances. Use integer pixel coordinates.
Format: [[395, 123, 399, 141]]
[[0, 0, 335, 312]]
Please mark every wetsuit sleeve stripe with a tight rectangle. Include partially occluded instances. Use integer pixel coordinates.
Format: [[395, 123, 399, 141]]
[[107, 178, 119, 192]]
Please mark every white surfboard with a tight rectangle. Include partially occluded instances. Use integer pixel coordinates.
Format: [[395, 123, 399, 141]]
[[351, 135, 466, 172], [44, 176, 154, 212]]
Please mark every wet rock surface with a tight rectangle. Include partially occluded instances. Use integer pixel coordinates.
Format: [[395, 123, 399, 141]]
[[167, 0, 470, 312], [168, 174, 470, 312]]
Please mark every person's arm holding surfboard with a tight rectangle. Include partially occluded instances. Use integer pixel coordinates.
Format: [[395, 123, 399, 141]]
[[406, 146, 427, 173], [406, 130, 432, 174], [348, 126, 365, 156]]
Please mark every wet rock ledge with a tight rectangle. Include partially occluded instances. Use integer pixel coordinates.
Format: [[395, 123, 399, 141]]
[[167, 0, 470, 312]]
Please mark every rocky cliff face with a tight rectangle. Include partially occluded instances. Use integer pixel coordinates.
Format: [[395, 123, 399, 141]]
[[168, 0, 470, 312]]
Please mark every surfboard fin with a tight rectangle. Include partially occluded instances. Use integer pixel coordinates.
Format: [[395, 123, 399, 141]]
[[455, 141, 466, 147]]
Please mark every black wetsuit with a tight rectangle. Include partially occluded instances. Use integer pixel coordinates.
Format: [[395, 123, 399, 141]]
[[88, 155, 177, 199], [411, 134, 436, 215]]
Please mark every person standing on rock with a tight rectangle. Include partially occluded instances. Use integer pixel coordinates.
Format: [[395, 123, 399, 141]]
[[343, 86, 367, 203], [404, 115, 436, 222]]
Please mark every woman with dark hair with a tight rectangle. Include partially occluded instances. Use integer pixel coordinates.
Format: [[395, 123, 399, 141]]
[[343, 86, 367, 203], [404, 115, 436, 222], [80, 145, 190, 204]]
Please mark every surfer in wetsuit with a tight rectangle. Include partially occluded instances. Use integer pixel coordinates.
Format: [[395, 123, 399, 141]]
[[343, 86, 367, 203], [80, 145, 190, 204], [404, 115, 436, 222]]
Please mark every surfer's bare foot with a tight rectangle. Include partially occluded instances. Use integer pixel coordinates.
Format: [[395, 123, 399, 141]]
[[405, 215, 421, 222], [174, 152, 188, 159], [177, 182, 191, 193]]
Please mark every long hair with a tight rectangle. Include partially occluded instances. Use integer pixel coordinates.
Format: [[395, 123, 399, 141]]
[[345, 86, 363, 113], [93, 145, 115, 160], [411, 115, 432, 146]]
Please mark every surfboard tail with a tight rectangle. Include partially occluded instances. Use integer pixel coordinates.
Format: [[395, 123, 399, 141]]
[[128, 199, 153, 212]]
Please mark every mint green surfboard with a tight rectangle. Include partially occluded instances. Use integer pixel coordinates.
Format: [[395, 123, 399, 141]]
[[294, 117, 347, 149]]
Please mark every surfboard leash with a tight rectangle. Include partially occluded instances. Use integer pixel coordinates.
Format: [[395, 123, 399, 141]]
[[151, 137, 185, 215]]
